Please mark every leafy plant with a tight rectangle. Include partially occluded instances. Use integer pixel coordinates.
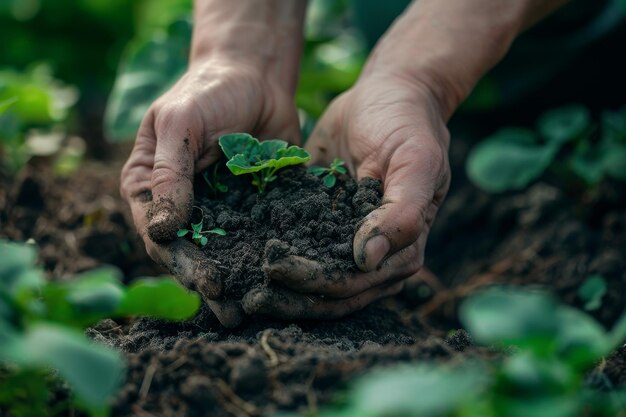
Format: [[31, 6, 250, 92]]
[[293, 286, 626, 417], [202, 163, 228, 196], [467, 105, 626, 192], [578, 274, 607, 311], [0, 240, 200, 416], [219, 133, 311, 193], [177, 220, 226, 247], [307, 157, 347, 187]]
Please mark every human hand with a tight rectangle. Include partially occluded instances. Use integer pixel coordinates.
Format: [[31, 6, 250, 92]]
[[120, 57, 301, 327], [242, 73, 451, 319]]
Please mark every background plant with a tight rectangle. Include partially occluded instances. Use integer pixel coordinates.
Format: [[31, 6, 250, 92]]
[[0, 240, 200, 417], [219, 133, 311, 193], [287, 286, 626, 417], [467, 105, 626, 193]]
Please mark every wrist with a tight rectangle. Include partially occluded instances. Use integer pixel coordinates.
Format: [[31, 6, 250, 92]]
[[190, 0, 307, 94]]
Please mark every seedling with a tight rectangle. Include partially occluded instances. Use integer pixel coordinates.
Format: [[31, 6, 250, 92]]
[[202, 163, 228, 196], [307, 158, 347, 188], [218, 133, 311, 193], [177, 220, 226, 246]]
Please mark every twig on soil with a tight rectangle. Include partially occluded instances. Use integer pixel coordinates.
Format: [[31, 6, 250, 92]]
[[216, 379, 259, 416], [260, 329, 280, 367], [305, 370, 319, 417], [163, 356, 188, 373], [139, 358, 159, 401]]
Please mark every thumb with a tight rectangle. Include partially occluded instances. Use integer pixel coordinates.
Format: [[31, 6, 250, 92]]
[[146, 108, 199, 243], [354, 141, 448, 272]]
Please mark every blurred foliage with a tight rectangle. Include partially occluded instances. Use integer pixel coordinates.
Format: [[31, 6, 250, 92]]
[[0, 240, 200, 416], [0, 64, 78, 174], [280, 287, 626, 417], [104, 0, 365, 142], [467, 105, 626, 193]]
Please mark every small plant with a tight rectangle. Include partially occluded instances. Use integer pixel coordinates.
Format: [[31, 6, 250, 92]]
[[307, 158, 347, 187], [0, 240, 200, 417], [218, 133, 311, 193], [467, 104, 626, 192], [202, 163, 228, 196], [177, 220, 226, 247]]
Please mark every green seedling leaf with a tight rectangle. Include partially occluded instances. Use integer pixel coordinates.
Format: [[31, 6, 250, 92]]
[[117, 277, 200, 320], [209, 228, 226, 236], [177, 229, 189, 237], [351, 363, 488, 417], [200, 236, 208, 246], [467, 128, 556, 193], [323, 173, 337, 188], [578, 274, 607, 311], [307, 166, 328, 176], [227, 153, 269, 174], [219, 133, 256, 159], [0, 97, 18, 115], [335, 166, 347, 174], [273, 146, 311, 169], [0, 240, 44, 296], [259, 139, 289, 160], [191, 222, 202, 232], [553, 305, 610, 368], [501, 351, 576, 393], [538, 105, 591, 145], [603, 144, 626, 181]]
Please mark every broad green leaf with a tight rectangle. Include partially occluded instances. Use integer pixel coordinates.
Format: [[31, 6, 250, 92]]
[[495, 396, 580, 417], [177, 229, 189, 237], [467, 130, 556, 192], [460, 287, 559, 350], [569, 145, 607, 186], [259, 139, 288, 160], [104, 19, 191, 142], [603, 144, 626, 181], [501, 352, 575, 393], [191, 222, 202, 232], [351, 363, 488, 417], [227, 153, 269, 175], [0, 240, 43, 296], [209, 228, 226, 236], [537, 105, 591, 145], [0, 97, 18, 115], [553, 306, 609, 368], [21, 324, 124, 407], [323, 173, 337, 188], [272, 146, 311, 169], [578, 275, 607, 311], [117, 277, 200, 320], [335, 166, 347, 174], [218, 133, 255, 160], [200, 236, 208, 246]]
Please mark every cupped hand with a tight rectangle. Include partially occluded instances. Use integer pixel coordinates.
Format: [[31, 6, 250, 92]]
[[242, 74, 451, 319], [120, 57, 300, 327]]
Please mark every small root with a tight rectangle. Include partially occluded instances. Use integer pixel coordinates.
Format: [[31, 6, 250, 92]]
[[139, 358, 159, 400], [260, 329, 280, 367]]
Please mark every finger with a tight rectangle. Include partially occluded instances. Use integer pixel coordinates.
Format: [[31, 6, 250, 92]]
[[146, 105, 200, 243], [206, 299, 244, 328], [241, 281, 405, 320], [354, 138, 449, 272], [264, 238, 424, 298]]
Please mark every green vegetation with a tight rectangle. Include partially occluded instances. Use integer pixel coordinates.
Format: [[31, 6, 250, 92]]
[[467, 105, 626, 192], [0, 240, 200, 417], [177, 220, 226, 247], [297, 286, 626, 417], [578, 275, 608, 312], [202, 163, 228, 196], [219, 133, 311, 193], [308, 157, 348, 187]]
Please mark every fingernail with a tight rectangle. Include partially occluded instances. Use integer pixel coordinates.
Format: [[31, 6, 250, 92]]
[[362, 235, 390, 271]]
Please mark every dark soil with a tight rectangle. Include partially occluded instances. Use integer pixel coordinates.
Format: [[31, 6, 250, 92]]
[[1, 139, 625, 417], [175, 165, 381, 301]]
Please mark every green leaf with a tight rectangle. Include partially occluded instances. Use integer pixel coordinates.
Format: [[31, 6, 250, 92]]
[[307, 166, 328, 176], [603, 144, 626, 181], [200, 236, 208, 246], [335, 166, 347, 174], [191, 222, 202, 232], [177, 229, 189, 237], [351, 363, 489, 417], [209, 228, 226, 236], [0, 240, 44, 297], [578, 274, 607, 311], [272, 146, 311, 170], [460, 287, 559, 350], [259, 139, 289, 160], [323, 173, 337, 188], [218, 133, 256, 160], [501, 351, 575, 393], [104, 19, 191, 142], [553, 306, 609, 368], [227, 153, 269, 175], [117, 277, 200, 320], [0, 97, 18, 115], [569, 145, 607, 186], [217, 183, 228, 193], [22, 324, 124, 407], [467, 129, 556, 193], [537, 105, 591, 145]]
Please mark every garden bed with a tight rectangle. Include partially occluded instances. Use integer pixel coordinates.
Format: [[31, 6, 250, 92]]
[[1, 139, 625, 417]]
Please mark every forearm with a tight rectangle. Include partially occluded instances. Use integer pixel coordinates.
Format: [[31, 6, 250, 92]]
[[361, 0, 568, 119], [191, 0, 308, 93]]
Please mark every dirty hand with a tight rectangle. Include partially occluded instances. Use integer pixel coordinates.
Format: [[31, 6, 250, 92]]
[[242, 73, 451, 319], [120, 59, 300, 326]]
